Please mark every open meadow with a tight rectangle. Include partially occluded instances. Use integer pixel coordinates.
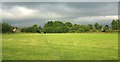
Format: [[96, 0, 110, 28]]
[[2, 33, 118, 60]]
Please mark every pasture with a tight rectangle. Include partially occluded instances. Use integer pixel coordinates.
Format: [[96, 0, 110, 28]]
[[2, 33, 118, 60]]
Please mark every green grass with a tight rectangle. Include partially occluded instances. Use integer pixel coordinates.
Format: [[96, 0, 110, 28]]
[[2, 33, 118, 60]]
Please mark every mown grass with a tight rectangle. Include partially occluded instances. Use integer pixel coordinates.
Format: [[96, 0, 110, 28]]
[[2, 33, 118, 60]]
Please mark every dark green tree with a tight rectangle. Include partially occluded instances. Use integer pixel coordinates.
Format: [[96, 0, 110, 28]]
[[78, 25, 89, 33], [44, 21, 53, 27], [32, 25, 40, 33], [118, 20, 120, 31], [60, 26, 69, 33], [44, 21, 66, 33], [43, 27, 54, 33], [70, 24, 80, 32], [94, 23, 102, 30], [64, 22, 72, 28], [102, 25, 110, 32], [22, 24, 40, 33], [53, 21, 64, 27], [111, 20, 120, 30], [88, 24, 93, 30], [2, 23, 13, 33]]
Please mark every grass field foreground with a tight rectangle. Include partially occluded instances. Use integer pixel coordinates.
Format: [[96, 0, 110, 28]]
[[2, 33, 118, 60]]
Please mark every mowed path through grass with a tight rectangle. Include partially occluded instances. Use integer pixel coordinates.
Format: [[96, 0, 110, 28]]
[[2, 33, 118, 60]]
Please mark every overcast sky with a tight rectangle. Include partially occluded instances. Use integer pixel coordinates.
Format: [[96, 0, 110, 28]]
[[2, 2, 118, 27], [2, 0, 120, 2]]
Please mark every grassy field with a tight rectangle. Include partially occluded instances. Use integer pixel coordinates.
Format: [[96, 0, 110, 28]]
[[2, 33, 118, 60]]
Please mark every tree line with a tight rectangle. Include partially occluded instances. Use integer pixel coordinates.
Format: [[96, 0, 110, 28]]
[[2, 19, 120, 33]]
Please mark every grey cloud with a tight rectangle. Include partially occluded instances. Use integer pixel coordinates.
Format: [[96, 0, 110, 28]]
[[2, 2, 118, 27], [2, 2, 118, 16], [2, 0, 120, 2]]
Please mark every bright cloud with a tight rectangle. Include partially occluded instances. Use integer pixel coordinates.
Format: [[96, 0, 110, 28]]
[[75, 15, 118, 21], [74, 15, 118, 25], [2, 6, 62, 19], [2, 6, 39, 19]]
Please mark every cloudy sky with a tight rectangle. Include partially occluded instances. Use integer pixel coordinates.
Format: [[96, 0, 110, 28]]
[[2, 2, 118, 27]]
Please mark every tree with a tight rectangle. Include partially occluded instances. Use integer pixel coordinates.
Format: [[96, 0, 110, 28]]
[[53, 21, 64, 27], [2, 23, 13, 33], [77, 25, 89, 33], [94, 23, 102, 30], [44, 21, 53, 27], [88, 24, 93, 30], [43, 27, 54, 33], [22, 24, 40, 33], [94, 23, 98, 29], [60, 26, 69, 33], [111, 20, 119, 30], [32, 25, 40, 33], [111, 20, 116, 30], [70, 24, 80, 32], [64, 22, 72, 28], [77, 26, 85, 33], [118, 20, 120, 31], [44, 21, 70, 33], [102, 25, 110, 32], [0, 23, 2, 33], [21, 28, 26, 32]]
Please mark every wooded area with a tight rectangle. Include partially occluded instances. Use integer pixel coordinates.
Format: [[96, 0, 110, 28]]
[[2, 19, 120, 33]]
